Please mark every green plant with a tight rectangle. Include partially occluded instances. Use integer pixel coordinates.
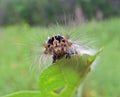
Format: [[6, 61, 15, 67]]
[[5, 50, 100, 97]]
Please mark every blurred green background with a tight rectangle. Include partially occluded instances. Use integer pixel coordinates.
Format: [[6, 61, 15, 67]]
[[0, 0, 120, 97], [0, 0, 120, 26]]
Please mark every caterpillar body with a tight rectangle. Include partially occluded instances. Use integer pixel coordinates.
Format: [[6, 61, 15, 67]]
[[43, 34, 83, 63]]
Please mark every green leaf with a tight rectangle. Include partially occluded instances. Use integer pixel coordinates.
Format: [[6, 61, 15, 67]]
[[5, 91, 41, 97], [5, 50, 101, 97], [39, 52, 99, 97]]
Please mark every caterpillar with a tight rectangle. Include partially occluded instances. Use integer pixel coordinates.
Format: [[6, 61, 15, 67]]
[[43, 34, 81, 63]]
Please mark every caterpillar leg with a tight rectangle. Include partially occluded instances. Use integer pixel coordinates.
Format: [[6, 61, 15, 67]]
[[52, 55, 57, 63], [65, 52, 71, 59]]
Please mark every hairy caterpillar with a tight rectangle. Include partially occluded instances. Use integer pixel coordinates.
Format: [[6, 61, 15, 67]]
[[43, 34, 96, 63]]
